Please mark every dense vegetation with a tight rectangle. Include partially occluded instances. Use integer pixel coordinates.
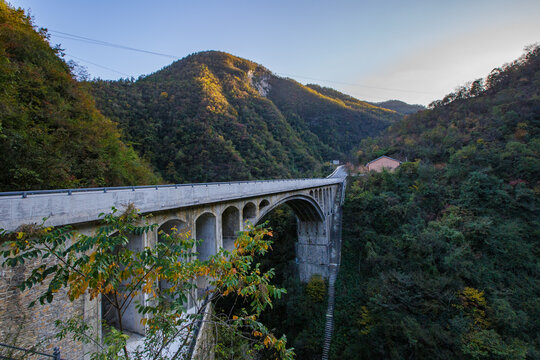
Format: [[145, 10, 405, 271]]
[[215, 206, 328, 360], [90, 51, 400, 183], [332, 46, 540, 359], [257, 207, 328, 360], [0, 1, 158, 191]]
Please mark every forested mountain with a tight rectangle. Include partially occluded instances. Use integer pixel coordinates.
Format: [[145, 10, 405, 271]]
[[90, 51, 400, 183], [371, 99, 425, 115], [0, 1, 158, 191], [332, 46, 540, 359]]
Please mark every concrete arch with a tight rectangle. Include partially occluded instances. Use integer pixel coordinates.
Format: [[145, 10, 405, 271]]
[[259, 199, 270, 211], [243, 202, 257, 223], [222, 206, 240, 251], [157, 218, 188, 240], [195, 212, 217, 261], [256, 194, 325, 224]]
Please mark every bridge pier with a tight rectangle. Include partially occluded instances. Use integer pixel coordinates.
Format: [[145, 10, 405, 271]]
[[296, 220, 330, 281]]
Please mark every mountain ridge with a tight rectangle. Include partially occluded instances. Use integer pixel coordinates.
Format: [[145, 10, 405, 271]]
[[90, 50, 402, 183]]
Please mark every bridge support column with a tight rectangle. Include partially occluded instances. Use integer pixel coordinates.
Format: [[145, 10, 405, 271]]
[[296, 219, 330, 282]]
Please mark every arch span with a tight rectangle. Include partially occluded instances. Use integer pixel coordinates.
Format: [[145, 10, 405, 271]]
[[222, 206, 240, 251], [259, 199, 270, 211], [243, 202, 257, 222], [256, 194, 324, 224], [157, 219, 188, 239], [195, 212, 216, 261]]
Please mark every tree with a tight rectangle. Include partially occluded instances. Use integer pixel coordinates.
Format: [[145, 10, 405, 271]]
[[1, 205, 294, 360]]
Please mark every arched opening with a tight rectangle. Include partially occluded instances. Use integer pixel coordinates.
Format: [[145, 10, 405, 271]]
[[222, 206, 240, 251], [243, 202, 257, 223], [158, 219, 187, 238], [196, 213, 217, 261], [195, 212, 217, 298], [157, 219, 188, 305], [259, 199, 270, 212], [101, 232, 146, 336], [256, 195, 327, 282], [257, 195, 324, 224], [101, 232, 120, 332], [256, 203, 298, 283], [309, 190, 314, 198]]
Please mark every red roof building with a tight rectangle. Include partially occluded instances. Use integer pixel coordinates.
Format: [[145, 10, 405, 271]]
[[366, 156, 402, 172]]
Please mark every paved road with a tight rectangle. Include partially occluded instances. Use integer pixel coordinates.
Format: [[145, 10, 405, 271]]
[[327, 165, 348, 179]]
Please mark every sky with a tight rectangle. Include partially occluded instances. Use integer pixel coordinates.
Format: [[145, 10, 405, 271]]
[[8, 0, 540, 105]]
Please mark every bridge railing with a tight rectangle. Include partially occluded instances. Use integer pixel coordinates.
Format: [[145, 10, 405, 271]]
[[0, 177, 340, 199]]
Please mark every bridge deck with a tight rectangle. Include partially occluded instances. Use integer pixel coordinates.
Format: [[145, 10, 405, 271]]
[[0, 177, 344, 231]]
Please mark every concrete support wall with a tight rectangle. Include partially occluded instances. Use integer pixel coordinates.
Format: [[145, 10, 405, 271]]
[[296, 220, 330, 281], [0, 241, 99, 360], [191, 303, 215, 360]]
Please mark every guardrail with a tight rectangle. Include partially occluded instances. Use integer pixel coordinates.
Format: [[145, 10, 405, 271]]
[[326, 165, 344, 178], [0, 178, 339, 199]]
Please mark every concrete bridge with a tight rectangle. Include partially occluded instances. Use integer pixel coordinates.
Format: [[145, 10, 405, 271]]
[[0, 167, 346, 342]]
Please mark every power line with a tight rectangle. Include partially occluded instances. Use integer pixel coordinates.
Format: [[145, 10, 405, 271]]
[[50, 29, 435, 95], [66, 53, 131, 77], [50, 30, 180, 59]]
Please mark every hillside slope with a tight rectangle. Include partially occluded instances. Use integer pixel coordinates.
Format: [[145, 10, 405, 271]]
[[371, 99, 425, 115], [0, 2, 158, 191], [359, 46, 539, 174], [332, 46, 540, 359], [91, 51, 400, 183]]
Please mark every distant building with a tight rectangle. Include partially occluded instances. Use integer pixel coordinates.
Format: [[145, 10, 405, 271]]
[[366, 155, 402, 172], [332, 160, 340, 165]]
